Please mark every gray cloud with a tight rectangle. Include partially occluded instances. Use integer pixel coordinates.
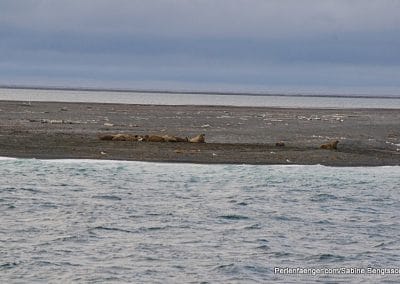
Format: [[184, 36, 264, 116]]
[[1, 0, 400, 93], [1, 0, 399, 37]]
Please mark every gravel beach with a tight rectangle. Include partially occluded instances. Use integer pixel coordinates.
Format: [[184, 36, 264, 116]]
[[0, 100, 399, 166]]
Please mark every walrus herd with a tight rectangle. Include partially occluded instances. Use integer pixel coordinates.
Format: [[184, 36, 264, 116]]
[[99, 133, 340, 150], [99, 133, 205, 143]]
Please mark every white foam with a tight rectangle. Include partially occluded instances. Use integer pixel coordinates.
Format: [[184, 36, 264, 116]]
[[0, 156, 399, 170], [0, 156, 17, 161]]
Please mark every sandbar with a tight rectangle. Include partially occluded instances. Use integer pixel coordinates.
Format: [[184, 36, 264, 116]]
[[0, 100, 399, 166]]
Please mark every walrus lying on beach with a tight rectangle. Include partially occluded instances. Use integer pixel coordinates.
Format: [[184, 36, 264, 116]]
[[144, 134, 203, 142], [189, 134, 205, 143], [143, 135, 164, 142], [98, 134, 115, 141], [320, 140, 339, 150], [162, 135, 189, 142], [99, 134, 141, 141], [111, 134, 141, 141]]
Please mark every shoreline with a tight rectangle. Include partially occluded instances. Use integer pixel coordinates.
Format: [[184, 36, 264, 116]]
[[1, 100, 399, 166]]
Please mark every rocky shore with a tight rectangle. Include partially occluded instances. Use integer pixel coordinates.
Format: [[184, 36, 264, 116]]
[[0, 100, 399, 166]]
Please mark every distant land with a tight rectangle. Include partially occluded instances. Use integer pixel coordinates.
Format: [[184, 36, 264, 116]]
[[0, 84, 399, 99]]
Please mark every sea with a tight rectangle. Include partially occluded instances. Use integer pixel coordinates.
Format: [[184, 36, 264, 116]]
[[0, 87, 400, 108], [0, 158, 399, 283], [1, 88, 400, 283]]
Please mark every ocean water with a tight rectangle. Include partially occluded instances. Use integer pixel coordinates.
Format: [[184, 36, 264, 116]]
[[0, 158, 399, 283], [1, 88, 400, 109]]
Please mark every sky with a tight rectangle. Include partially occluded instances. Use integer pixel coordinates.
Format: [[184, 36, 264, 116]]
[[1, 0, 400, 95]]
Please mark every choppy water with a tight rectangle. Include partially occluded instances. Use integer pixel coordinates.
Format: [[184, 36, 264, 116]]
[[1, 88, 400, 108], [1, 158, 399, 283]]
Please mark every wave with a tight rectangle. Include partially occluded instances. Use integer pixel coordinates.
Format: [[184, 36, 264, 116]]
[[1, 156, 399, 170]]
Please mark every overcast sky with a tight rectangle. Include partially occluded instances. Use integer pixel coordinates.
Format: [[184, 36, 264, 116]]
[[1, 0, 399, 94]]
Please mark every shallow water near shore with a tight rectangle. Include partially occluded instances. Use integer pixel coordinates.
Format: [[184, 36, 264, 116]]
[[1, 158, 399, 283], [1, 87, 400, 108]]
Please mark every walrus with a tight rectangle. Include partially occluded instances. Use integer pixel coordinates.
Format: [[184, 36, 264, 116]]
[[162, 135, 178, 142], [175, 136, 189, 142], [275, 141, 285, 147], [99, 134, 115, 141], [162, 135, 189, 142], [320, 140, 339, 150], [189, 134, 205, 143], [144, 135, 165, 142], [99, 134, 142, 141], [111, 134, 139, 141]]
